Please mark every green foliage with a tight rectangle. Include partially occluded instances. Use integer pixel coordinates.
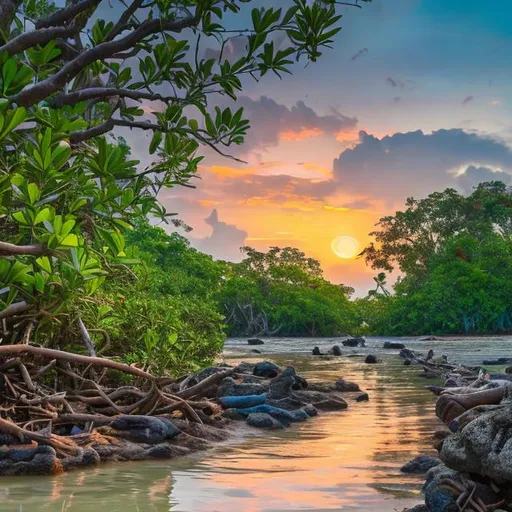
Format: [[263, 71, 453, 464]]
[[360, 182, 512, 335], [220, 246, 357, 337]]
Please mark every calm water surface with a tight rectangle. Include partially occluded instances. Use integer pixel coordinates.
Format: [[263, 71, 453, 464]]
[[3, 336, 511, 511]]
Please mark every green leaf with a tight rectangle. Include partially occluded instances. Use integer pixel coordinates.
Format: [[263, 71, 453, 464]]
[[59, 233, 79, 247], [34, 207, 52, 225]]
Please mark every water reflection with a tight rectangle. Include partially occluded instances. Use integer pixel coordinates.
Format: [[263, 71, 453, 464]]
[[1, 349, 447, 512]]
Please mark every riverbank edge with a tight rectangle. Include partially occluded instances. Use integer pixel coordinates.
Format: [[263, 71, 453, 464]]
[[0, 358, 366, 477]]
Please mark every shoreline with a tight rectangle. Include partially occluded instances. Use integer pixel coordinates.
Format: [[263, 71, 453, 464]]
[[0, 352, 366, 477]]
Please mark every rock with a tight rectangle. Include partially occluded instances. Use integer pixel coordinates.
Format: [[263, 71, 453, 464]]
[[292, 390, 348, 410], [248, 338, 264, 345], [250, 349, 261, 354], [423, 463, 460, 512], [401, 455, 441, 474], [194, 366, 229, 383], [405, 505, 429, 512], [312, 346, 323, 356], [292, 374, 308, 390], [219, 394, 267, 409], [404, 359, 412, 366], [383, 341, 405, 349], [365, 354, 378, 364], [400, 348, 416, 359], [420, 336, 438, 341], [253, 361, 280, 378], [440, 403, 512, 481], [266, 397, 307, 411], [217, 377, 267, 397], [342, 337, 366, 347], [303, 405, 318, 417], [483, 358, 512, 365], [355, 392, 369, 402], [268, 367, 296, 399], [146, 444, 188, 459], [246, 413, 285, 429], [233, 362, 255, 374], [111, 416, 180, 444], [235, 404, 309, 425], [506, 366, 512, 374], [307, 382, 335, 393], [62, 449, 100, 472], [335, 378, 360, 392], [330, 345, 342, 356]]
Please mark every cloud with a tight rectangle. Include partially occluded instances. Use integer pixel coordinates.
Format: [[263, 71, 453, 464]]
[[351, 48, 368, 61], [237, 96, 357, 153], [332, 129, 512, 204], [191, 209, 247, 262], [456, 165, 512, 193], [462, 95, 474, 105]]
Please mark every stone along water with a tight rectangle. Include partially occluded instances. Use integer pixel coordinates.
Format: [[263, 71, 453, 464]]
[[4, 336, 511, 511]]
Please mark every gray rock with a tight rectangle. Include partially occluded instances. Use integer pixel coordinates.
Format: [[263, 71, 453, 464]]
[[111, 415, 179, 444], [400, 348, 416, 359], [268, 367, 296, 399], [303, 405, 318, 417], [405, 505, 429, 512], [292, 390, 348, 410], [307, 382, 335, 393], [246, 413, 284, 429], [335, 378, 361, 392], [355, 392, 369, 402], [329, 345, 342, 356], [342, 338, 365, 347], [266, 397, 306, 411], [253, 361, 280, 378], [250, 349, 261, 354], [248, 338, 264, 345], [312, 346, 323, 355], [217, 377, 266, 397], [401, 455, 441, 474], [383, 341, 405, 349], [440, 403, 512, 481], [365, 354, 378, 364]]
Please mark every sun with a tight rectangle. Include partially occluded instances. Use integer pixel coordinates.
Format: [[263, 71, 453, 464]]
[[331, 236, 361, 259]]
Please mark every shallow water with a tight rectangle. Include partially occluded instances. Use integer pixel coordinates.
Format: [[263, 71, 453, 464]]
[[3, 336, 512, 511]]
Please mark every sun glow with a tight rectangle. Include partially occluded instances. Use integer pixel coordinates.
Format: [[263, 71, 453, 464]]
[[331, 236, 361, 259]]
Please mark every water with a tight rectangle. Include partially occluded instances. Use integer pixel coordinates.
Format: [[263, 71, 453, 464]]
[[3, 336, 512, 511]]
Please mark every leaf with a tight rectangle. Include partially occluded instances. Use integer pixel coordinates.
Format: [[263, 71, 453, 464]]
[[36, 256, 52, 273], [59, 233, 79, 247], [27, 182, 40, 204], [0, 107, 27, 139], [34, 207, 52, 225]]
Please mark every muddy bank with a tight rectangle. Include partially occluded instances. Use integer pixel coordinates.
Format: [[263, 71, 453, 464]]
[[0, 347, 366, 477]]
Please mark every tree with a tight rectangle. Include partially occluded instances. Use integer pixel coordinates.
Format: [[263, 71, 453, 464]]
[[0, 0, 370, 345]]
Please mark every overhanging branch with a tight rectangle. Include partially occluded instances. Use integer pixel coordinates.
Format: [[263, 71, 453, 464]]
[[0, 241, 51, 256]]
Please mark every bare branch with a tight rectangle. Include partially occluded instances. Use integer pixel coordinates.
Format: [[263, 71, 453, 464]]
[[35, 0, 102, 29], [12, 15, 199, 107], [105, 0, 144, 42], [0, 301, 28, 320], [77, 317, 96, 357], [69, 118, 114, 143], [50, 87, 178, 108], [0, 241, 51, 256], [0, 26, 74, 55]]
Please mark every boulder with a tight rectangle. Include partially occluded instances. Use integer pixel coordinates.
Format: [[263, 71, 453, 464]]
[[342, 338, 365, 347], [401, 455, 441, 474], [383, 341, 405, 349], [312, 346, 323, 356], [246, 413, 284, 429], [110, 415, 179, 444], [268, 367, 296, 399], [506, 366, 512, 375], [440, 404, 512, 481], [404, 359, 412, 366], [248, 338, 264, 345], [335, 378, 361, 392], [250, 349, 261, 354], [253, 361, 280, 378], [303, 405, 318, 417], [292, 374, 308, 390], [217, 377, 267, 397], [365, 354, 378, 364], [355, 392, 369, 402], [307, 382, 335, 393]]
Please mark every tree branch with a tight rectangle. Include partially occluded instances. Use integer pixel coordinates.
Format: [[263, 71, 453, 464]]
[[105, 0, 144, 42], [50, 87, 178, 108], [12, 15, 199, 107], [0, 301, 28, 320], [0, 25, 75, 55], [35, 0, 102, 29], [0, 241, 51, 256]]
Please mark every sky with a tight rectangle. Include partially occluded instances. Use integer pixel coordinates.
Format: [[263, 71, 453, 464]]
[[127, 1, 512, 295]]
